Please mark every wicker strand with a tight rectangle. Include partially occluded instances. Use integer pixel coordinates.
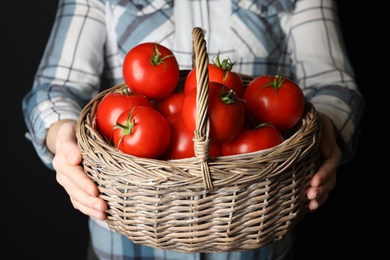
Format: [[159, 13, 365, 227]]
[[192, 27, 213, 189]]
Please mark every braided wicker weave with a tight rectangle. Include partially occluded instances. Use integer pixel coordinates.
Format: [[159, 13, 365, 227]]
[[76, 27, 321, 253]]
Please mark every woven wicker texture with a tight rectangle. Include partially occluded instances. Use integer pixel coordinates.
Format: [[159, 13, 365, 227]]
[[76, 27, 322, 253]]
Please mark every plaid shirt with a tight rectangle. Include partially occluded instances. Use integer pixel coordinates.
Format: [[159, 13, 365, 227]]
[[22, 0, 364, 259]]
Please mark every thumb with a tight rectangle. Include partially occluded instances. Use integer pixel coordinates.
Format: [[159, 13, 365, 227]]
[[57, 121, 83, 166]]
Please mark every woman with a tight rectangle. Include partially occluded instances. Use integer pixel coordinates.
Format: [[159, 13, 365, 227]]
[[22, 0, 364, 259]]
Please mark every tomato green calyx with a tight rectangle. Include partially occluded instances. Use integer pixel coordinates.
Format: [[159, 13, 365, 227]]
[[212, 51, 236, 72], [149, 42, 175, 66], [220, 89, 239, 105], [113, 108, 137, 148], [112, 86, 131, 95], [121, 87, 131, 95], [253, 122, 275, 130], [262, 67, 285, 90]]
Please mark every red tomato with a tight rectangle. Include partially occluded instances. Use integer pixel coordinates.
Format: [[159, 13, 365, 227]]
[[95, 88, 153, 141], [122, 42, 180, 100], [209, 142, 223, 157], [184, 56, 244, 98], [222, 124, 284, 156], [243, 72, 305, 132], [160, 112, 195, 160], [182, 82, 245, 143], [161, 113, 222, 160], [112, 106, 171, 159], [153, 92, 185, 118]]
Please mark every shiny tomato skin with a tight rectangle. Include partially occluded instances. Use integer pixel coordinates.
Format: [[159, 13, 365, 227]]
[[153, 92, 185, 118], [160, 112, 195, 160], [182, 82, 245, 143], [222, 125, 284, 156], [243, 75, 305, 132], [95, 90, 153, 141], [112, 106, 171, 159], [161, 112, 223, 160], [122, 42, 180, 100], [209, 141, 223, 157], [184, 64, 245, 98]]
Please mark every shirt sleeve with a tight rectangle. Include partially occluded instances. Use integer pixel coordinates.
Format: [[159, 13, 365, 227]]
[[22, 0, 107, 169], [287, 0, 365, 164]]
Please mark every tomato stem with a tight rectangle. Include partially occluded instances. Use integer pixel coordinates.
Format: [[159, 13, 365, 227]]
[[253, 122, 275, 130], [212, 51, 236, 72], [113, 107, 136, 148], [150, 42, 175, 66], [220, 89, 238, 104], [262, 67, 285, 90]]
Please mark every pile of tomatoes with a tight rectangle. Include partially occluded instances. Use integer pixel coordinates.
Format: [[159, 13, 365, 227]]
[[94, 42, 306, 160]]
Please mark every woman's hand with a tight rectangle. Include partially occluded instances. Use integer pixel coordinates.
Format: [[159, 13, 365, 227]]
[[306, 113, 342, 211], [47, 119, 107, 220]]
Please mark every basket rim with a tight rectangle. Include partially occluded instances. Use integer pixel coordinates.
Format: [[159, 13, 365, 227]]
[[76, 79, 320, 189]]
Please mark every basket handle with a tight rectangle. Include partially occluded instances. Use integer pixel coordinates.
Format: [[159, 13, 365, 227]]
[[192, 27, 213, 189]]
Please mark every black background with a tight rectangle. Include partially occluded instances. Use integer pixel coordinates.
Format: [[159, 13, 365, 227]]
[[4, 1, 386, 259]]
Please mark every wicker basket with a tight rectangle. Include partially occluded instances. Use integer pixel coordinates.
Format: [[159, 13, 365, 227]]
[[76, 27, 321, 253]]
